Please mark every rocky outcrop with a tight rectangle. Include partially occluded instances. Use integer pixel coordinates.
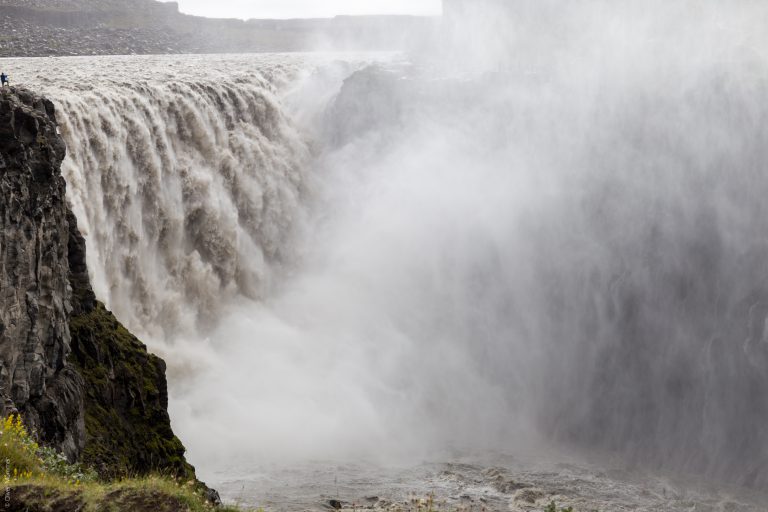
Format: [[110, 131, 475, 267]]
[[0, 86, 201, 486], [69, 302, 193, 479], [0, 86, 83, 460]]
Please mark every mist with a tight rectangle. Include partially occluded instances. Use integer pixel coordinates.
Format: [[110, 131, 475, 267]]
[[12, 0, 768, 498], [162, 0, 768, 487]]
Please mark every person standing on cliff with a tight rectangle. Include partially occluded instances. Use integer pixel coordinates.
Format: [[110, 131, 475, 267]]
[[0, 73, 7, 87]]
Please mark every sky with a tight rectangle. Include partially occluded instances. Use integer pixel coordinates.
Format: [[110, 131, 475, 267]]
[[165, 0, 442, 19]]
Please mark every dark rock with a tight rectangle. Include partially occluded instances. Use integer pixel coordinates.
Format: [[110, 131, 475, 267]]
[[0, 85, 83, 460], [7, 485, 86, 512], [66, 209, 95, 316], [204, 485, 222, 506]]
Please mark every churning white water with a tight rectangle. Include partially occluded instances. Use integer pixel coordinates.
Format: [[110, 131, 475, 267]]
[[5, 3, 768, 509]]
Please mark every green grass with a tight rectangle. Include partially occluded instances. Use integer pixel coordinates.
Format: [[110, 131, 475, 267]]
[[11, 475, 246, 512], [0, 414, 249, 511]]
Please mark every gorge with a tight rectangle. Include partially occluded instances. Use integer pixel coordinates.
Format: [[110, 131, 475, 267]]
[[3, 1, 768, 511]]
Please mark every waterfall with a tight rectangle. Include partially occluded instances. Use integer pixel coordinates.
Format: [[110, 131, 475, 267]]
[[50, 57, 312, 338], [6, 1, 768, 491]]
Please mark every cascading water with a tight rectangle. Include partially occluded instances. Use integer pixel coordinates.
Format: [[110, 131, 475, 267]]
[[51, 56, 312, 338], [5, 2, 768, 509]]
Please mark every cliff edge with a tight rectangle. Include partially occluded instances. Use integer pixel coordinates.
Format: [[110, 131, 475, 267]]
[[0, 86, 201, 486]]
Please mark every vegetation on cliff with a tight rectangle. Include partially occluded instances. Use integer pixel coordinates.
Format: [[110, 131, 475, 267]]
[[69, 302, 193, 480], [0, 413, 243, 511]]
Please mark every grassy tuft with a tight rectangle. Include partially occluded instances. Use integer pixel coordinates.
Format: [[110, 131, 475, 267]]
[[11, 475, 246, 512], [0, 414, 249, 511]]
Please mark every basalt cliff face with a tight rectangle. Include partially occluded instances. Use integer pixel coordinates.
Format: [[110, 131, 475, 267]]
[[0, 86, 196, 481], [0, 86, 83, 459]]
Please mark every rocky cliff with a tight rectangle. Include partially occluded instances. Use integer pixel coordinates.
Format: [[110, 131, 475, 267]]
[[0, 86, 83, 460], [0, 86, 198, 483]]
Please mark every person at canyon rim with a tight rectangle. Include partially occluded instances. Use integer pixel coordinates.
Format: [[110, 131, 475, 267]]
[[0, 73, 7, 87]]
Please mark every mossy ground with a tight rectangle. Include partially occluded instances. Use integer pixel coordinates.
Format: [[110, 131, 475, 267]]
[[8, 476, 245, 512], [0, 413, 247, 511]]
